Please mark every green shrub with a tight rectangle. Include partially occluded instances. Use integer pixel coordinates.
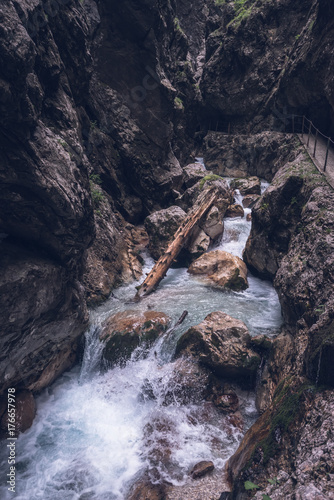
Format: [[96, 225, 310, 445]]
[[174, 96, 184, 110], [89, 173, 105, 208], [89, 173, 102, 185]]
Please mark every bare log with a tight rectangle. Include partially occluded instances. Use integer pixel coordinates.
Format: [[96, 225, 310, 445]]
[[136, 186, 219, 298]]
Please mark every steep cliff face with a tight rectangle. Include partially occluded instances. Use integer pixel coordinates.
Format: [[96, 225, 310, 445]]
[[1, 4, 334, 491], [228, 151, 334, 498], [0, 0, 199, 395], [200, 0, 334, 135], [0, 1, 96, 394]]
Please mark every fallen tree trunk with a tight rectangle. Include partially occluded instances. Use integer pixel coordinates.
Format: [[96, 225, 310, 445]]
[[136, 186, 219, 298]]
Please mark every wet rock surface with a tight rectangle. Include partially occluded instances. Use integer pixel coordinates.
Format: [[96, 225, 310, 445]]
[[203, 133, 301, 181], [100, 310, 170, 365], [144, 206, 187, 260], [225, 204, 245, 218], [176, 176, 232, 214], [228, 151, 334, 497], [0, 241, 87, 394], [200, 205, 224, 240], [175, 312, 260, 386], [242, 194, 260, 209], [190, 461, 215, 479], [128, 475, 168, 500], [0, 390, 36, 437], [230, 177, 261, 196], [243, 153, 319, 279], [229, 388, 334, 500], [183, 162, 208, 188], [188, 250, 249, 291]]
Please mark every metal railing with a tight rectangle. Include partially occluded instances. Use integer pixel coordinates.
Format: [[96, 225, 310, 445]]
[[299, 115, 334, 172], [198, 114, 334, 173]]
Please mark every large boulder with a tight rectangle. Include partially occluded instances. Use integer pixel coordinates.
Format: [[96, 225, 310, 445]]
[[144, 206, 186, 260], [200, 205, 224, 240], [177, 176, 232, 214], [100, 310, 170, 365], [190, 461, 215, 479], [175, 312, 261, 386], [127, 475, 167, 500], [140, 357, 239, 412], [225, 204, 245, 218], [183, 163, 208, 188], [145, 201, 225, 262], [230, 176, 261, 195], [187, 229, 211, 256], [188, 250, 249, 291], [242, 194, 260, 209]]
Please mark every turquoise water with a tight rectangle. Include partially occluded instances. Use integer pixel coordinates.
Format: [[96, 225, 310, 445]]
[[0, 181, 282, 500]]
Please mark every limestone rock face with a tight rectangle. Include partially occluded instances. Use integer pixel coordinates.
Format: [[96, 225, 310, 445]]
[[228, 388, 334, 500], [200, 205, 224, 240], [144, 206, 186, 260], [203, 133, 302, 181], [230, 176, 261, 196], [242, 194, 260, 209], [225, 204, 245, 218], [175, 312, 260, 386], [100, 310, 170, 365], [188, 250, 249, 291], [83, 204, 146, 306], [243, 154, 312, 280], [227, 152, 334, 497], [183, 163, 207, 188], [187, 229, 211, 256], [0, 242, 87, 394], [0, 390, 36, 437], [200, 0, 334, 138]]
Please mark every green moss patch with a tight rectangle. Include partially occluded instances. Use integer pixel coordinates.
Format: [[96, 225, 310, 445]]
[[199, 174, 224, 189]]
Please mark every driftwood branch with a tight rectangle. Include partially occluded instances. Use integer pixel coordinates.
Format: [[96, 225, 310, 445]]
[[136, 186, 219, 298]]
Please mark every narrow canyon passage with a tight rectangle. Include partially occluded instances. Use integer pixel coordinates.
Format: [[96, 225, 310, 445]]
[[0, 180, 282, 500]]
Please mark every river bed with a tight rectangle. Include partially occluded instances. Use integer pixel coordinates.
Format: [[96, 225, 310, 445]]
[[0, 180, 283, 500]]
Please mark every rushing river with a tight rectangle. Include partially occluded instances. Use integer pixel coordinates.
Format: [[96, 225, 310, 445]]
[[0, 180, 282, 500]]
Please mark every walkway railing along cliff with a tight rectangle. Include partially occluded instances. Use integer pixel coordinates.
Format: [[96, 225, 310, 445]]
[[198, 115, 334, 173], [299, 115, 334, 172]]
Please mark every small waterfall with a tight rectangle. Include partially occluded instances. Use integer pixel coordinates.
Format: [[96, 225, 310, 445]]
[[0, 177, 283, 500], [79, 323, 104, 382]]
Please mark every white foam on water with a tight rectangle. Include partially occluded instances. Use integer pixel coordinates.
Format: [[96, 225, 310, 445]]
[[0, 178, 281, 500]]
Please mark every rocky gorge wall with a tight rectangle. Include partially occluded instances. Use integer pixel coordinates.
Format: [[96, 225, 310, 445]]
[[0, 0, 195, 403], [0, 0, 334, 496], [227, 151, 334, 499]]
